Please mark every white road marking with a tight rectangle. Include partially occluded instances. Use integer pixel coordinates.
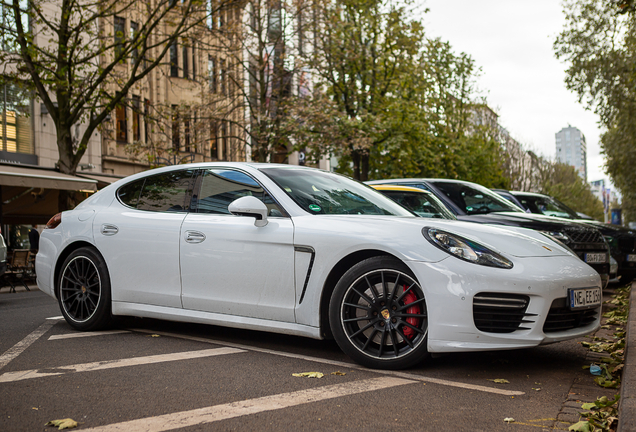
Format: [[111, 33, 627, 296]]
[[81, 377, 414, 432], [48, 330, 130, 340], [131, 328, 525, 396], [0, 347, 244, 383], [0, 320, 57, 369], [46, 316, 64, 320]]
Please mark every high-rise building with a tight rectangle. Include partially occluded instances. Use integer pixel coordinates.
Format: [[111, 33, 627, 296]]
[[555, 125, 587, 181]]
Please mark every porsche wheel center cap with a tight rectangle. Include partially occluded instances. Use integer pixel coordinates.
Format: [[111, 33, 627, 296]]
[[81, 286, 87, 294], [381, 309, 390, 320]]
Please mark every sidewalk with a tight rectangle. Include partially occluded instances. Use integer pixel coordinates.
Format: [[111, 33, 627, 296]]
[[619, 280, 636, 432]]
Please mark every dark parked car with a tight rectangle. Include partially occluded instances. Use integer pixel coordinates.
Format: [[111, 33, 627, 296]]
[[366, 179, 611, 287], [495, 190, 636, 282]]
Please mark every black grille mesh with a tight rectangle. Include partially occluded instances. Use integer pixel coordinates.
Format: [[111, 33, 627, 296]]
[[473, 293, 535, 333], [543, 298, 598, 333], [563, 227, 604, 244]]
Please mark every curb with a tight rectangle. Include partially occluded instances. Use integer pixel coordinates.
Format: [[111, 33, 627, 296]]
[[618, 280, 636, 432]]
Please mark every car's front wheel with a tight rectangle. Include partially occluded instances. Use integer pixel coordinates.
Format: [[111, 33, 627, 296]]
[[58, 247, 111, 331], [329, 256, 429, 369]]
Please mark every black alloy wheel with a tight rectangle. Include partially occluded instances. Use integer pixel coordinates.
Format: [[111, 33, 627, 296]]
[[330, 256, 429, 369], [58, 247, 112, 331]]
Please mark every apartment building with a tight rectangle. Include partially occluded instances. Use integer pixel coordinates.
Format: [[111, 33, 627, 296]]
[[556, 125, 587, 181]]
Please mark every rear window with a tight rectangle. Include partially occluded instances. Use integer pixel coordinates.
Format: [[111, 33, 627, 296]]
[[117, 169, 195, 212]]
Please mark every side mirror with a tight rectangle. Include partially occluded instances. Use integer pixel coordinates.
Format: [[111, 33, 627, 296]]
[[228, 196, 269, 227]]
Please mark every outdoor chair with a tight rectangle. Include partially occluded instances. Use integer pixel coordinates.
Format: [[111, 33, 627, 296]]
[[1, 250, 32, 293]]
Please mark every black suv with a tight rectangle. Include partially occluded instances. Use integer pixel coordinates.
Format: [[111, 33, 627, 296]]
[[495, 190, 636, 282], [367, 178, 611, 287]]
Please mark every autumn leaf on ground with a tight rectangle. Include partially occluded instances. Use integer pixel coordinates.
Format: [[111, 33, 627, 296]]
[[45, 418, 78, 430], [331, 371, 346, 376], [488, 379, 510, 384], [503, 418, 515, 423], [292, 372, 324, 378]]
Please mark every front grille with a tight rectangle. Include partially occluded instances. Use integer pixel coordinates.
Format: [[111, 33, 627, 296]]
[[543, 298, 598, 333], [473, 293, 535, 333], [564, 227, 604, 244], [618, 236, 636, 254]]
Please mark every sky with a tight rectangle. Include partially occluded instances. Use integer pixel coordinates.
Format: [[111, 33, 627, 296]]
[[421, 0, 609, 185]]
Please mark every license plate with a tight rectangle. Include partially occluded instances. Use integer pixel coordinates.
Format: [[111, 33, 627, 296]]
[[627, 255, 636, 262], [585, 253, 607, 263], [568, 288, 601, 310]]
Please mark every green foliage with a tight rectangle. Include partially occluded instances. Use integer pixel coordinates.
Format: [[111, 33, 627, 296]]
[[555, 0, 636, 224]]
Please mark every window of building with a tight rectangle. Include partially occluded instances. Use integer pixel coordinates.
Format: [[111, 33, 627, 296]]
[[130, 21, 139, 64], [208, 56, 216, 93], [220, 58, 226, 95], [170, 41, 178, 77], [132, 95, 141, 142], [172, 105, 180, 150], [115, 103, 127, 143], [1, 0, 29, 53], [0, 83, 32, 154], [210, 121, 218, 159], [144, 99, 150, 143], [182, 44, 189, 79], [195, 169, 283, 216], [207, 0, 214, 29], [184, 116, 191, 152], [192, 44, 196, 81], [114, 16, 125, 60]]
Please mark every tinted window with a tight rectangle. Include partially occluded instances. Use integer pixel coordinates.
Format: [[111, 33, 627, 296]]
[[196, 169, 284, 216], [431, 181, 522, 215], [118, 179, 144, 208], [519, 196, 577, 219], [134, 170, 195, 212], [381, 191, 456, 219], [261, 167, 413, 216]]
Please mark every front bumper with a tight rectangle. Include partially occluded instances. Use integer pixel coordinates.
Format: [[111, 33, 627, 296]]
[[406, 255, 601, 353]]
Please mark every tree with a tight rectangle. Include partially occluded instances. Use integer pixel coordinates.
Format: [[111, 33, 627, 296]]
[[554, 0, 636, 223], [0, 0, 222, 209]]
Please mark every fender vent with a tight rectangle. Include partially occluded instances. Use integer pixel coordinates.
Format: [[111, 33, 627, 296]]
[[473, 293, 535, 333], [543, 298, 598, 333]]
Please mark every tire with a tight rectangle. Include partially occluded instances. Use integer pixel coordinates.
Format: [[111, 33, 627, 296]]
[[57, 247, 111, 331], [329, 256, 429, 370]]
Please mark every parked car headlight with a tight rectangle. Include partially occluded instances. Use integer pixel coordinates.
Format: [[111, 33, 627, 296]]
[[423, 228, 513, 269]]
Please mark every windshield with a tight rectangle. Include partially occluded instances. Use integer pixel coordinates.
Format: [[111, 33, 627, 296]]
[[380, 190, 456, 219], [260, 167, 414, 216], [517, 195, 578, 219], [431, 181, 524, 215]]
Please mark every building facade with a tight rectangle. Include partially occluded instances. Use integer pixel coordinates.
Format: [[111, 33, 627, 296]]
[[555, 125, 587, 181]]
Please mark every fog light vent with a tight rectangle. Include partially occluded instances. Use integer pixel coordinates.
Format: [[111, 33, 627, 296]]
[[473, 293, 534, 334]]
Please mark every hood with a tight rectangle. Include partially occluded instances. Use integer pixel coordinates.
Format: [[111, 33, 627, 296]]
[[458, 212, 593, 230], [312, 215, 572, 258]]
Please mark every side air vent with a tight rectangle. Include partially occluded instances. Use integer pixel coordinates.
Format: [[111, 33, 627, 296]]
[[543, 298, 598, 333], [473, 293, 535, 334]]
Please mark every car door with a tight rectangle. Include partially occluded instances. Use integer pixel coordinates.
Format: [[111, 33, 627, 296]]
[[93, 168, 196, 308], [179, 168, 296, 322]]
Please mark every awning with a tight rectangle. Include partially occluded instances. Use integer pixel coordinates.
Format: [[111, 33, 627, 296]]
[[0, 164, 97, 192], [77, 172, 124, 189]]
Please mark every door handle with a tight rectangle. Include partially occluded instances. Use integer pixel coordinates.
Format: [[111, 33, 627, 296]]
[[100, 224, 119, 236], [185, 230, 206, 243]]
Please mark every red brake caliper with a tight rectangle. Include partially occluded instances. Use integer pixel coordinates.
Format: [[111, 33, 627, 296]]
[[402, 285, 420, 339]]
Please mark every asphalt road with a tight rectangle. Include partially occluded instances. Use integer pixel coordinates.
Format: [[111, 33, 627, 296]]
[[0, 288, 617, 431]]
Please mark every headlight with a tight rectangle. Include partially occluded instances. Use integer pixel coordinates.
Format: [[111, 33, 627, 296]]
[[540, 231, 570, 243], [423, 228, 513, 269]]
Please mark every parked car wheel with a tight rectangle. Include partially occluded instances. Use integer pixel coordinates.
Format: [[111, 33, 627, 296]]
[[329, 256, 429, 369], [58, 247, 111, 330]]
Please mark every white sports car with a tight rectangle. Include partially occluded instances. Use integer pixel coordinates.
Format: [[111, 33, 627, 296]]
[[37, 163, 601, 369]]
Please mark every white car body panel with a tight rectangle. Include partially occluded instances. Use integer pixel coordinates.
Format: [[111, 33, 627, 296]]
[[35, 162, 602, 357]]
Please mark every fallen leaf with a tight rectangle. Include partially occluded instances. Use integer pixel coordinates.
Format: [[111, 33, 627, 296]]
[[45, 418, 78, 430], [488, 379, 510, 384], [503, 417, 515, 423], [32, 407, 39, 410], [532, 388, 541, 391], [331, 371, 346, 376], [569, 420, 592, 432], [292, 372, 324, 378], [150, 334, 160, 338]]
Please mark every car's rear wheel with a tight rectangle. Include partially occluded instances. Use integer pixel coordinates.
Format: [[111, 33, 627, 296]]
[[329, 256, 429, 369], [58, 247, 111, 331]]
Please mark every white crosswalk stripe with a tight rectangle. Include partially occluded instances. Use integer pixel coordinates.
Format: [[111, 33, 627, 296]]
[[0, 347, 244, 383], [81, 377, 415, 432]]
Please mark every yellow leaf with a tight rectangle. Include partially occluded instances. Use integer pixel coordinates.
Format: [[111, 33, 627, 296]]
[[488, 379, 510, 384], [331, 371, 346, 376], [150, 334, 160, 338], [292, 372, 324, 378], [45, 418, 78, 430]]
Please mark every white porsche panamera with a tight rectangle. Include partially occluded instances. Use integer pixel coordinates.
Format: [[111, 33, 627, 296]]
[[36, 163, 602, 369]]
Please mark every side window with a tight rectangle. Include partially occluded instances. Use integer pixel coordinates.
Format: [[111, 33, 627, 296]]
[[133, 170, 195, 212], [196, 169, 284, 216], [117, 179, 144, 208]]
